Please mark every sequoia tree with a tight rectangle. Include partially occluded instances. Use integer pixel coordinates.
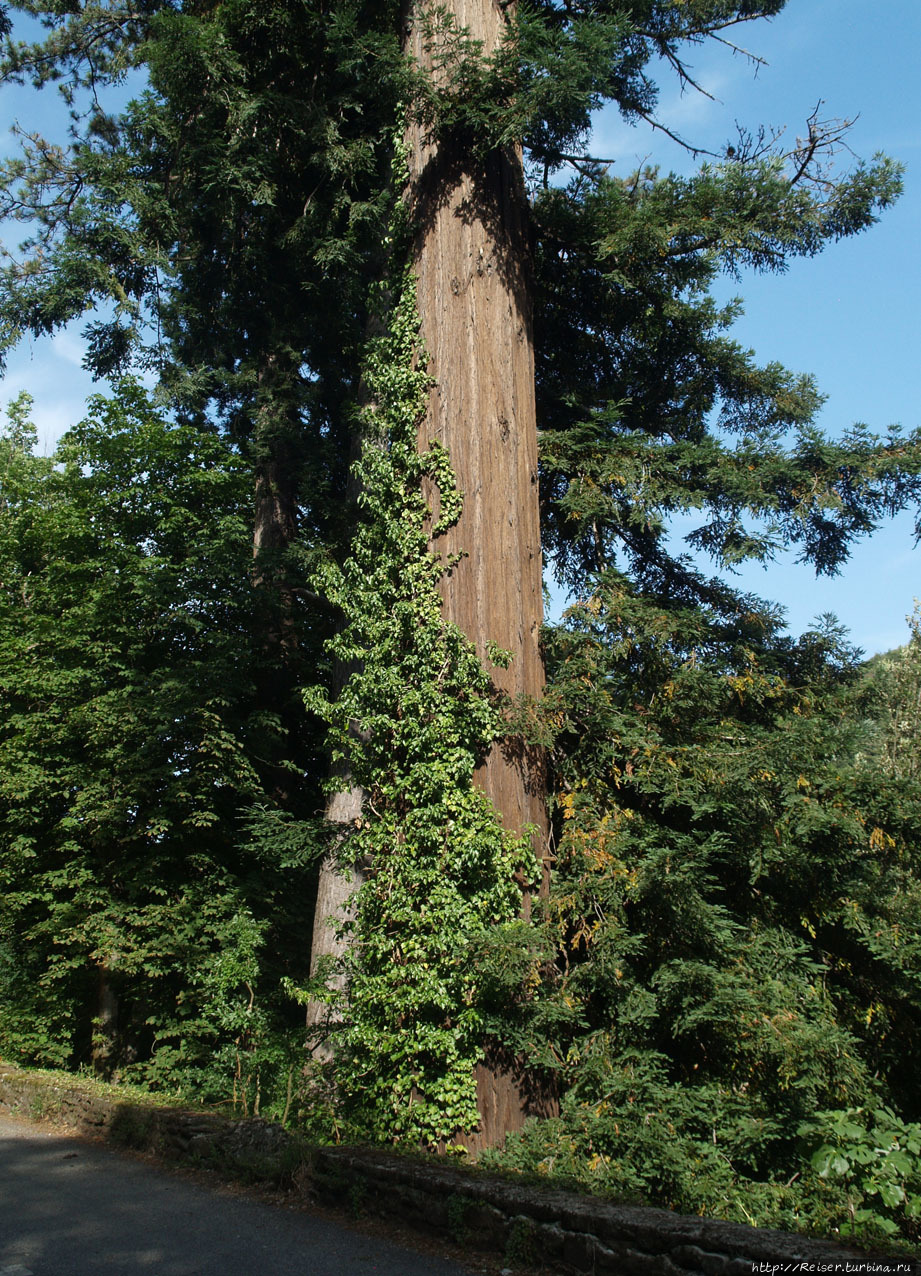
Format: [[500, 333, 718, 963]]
[[2, 0, 921, 1156], [405, 0, 546, 844]]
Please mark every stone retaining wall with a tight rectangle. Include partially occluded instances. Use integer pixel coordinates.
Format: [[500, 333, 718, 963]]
[[0, 1065, 913, 1275], [315, 1148, 916, 1276]]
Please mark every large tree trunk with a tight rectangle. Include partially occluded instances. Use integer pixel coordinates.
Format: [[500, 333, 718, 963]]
[[307, 0, 551, 1141], [250, 355, 307, 809], [253, 454, 298, 568], [251, 360, 301, 603], [405, 0, 548, 861], [304, 769, 365, 1057], [405, 0, 551, 1148], [305, 431, 371, 1052]]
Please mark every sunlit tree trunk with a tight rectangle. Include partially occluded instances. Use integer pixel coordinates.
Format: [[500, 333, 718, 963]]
[[304, 767, 365, 1056], [308, 1, 551, 1137], [405, 0, 551, 1147], [405, 0, 548, 861]]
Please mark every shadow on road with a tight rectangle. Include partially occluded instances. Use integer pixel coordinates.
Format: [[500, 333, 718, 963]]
[[0, 1116, 474, 1276]]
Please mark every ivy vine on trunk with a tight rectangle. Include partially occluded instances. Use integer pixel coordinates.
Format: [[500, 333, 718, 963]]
[[304, 243, 538, 1145]]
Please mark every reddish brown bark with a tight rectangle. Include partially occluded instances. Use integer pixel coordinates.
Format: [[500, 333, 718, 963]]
[[253, 455, 298, 564], [405, 0, 552, 1148], [405, 0, 548, 863], [308, 2, 552, 1142]]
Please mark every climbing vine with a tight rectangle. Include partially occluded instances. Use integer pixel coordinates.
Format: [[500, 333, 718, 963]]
[[305, 209, 537, 1144]]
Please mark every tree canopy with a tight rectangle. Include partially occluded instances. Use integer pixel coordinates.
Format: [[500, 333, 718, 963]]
[[0, 385, 319, 1102]]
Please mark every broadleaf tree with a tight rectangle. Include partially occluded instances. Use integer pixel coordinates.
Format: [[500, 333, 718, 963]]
[[0, 385, 320, 1109]]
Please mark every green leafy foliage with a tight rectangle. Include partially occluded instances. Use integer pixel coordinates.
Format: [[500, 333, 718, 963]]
[[860, 604, 921, 781], [534, 159, 913, 589], [0, 0, 411, 600], [304, 261, 536, 1145], [0, 386, 317, 1111], [484, 584, 921, 1245], [800, 1107, 921, 1243]]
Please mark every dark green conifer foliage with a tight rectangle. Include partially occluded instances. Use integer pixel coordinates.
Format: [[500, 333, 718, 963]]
[[0, 2, 408, 605], [861, 605, 921, 782], [497, 590, 921, 1240]]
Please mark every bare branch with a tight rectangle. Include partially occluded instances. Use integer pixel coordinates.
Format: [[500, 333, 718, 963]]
[[783, 101, 859, 190], [727, 120, 787, 164], [660, 46, 719, 104], [709, 34, 769, 69], [634, 109, 722, 161]]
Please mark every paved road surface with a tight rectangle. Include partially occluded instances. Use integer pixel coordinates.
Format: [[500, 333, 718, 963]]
[[0, 1114, 476, 1275]]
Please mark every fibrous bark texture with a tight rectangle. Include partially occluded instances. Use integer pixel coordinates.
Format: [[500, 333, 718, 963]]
[[309, 2, 551, 1134], [405, 0, 549, 866], [305, 777, 365, 1056], [252, 455, 298, 563], [406, 0, 553, 1149]]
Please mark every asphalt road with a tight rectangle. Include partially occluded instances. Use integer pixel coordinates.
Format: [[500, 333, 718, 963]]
[[0, 1114, 476, 1276]]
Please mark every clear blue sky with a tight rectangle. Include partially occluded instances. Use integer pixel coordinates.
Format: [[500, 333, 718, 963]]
[[589, 0, 921, 655], [1, 0, 919, 654]]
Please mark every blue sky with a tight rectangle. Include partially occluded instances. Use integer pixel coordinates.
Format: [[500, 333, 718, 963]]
[[588, 0, 921, 654], [1, 0, 919, 654]]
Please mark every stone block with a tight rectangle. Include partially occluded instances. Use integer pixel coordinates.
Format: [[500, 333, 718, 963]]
[[533, 1222, 567, 1259], [672, 1243, 732, 1275], [562, 1230, 598, 1271], [464, 1201, 511, 1249]]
